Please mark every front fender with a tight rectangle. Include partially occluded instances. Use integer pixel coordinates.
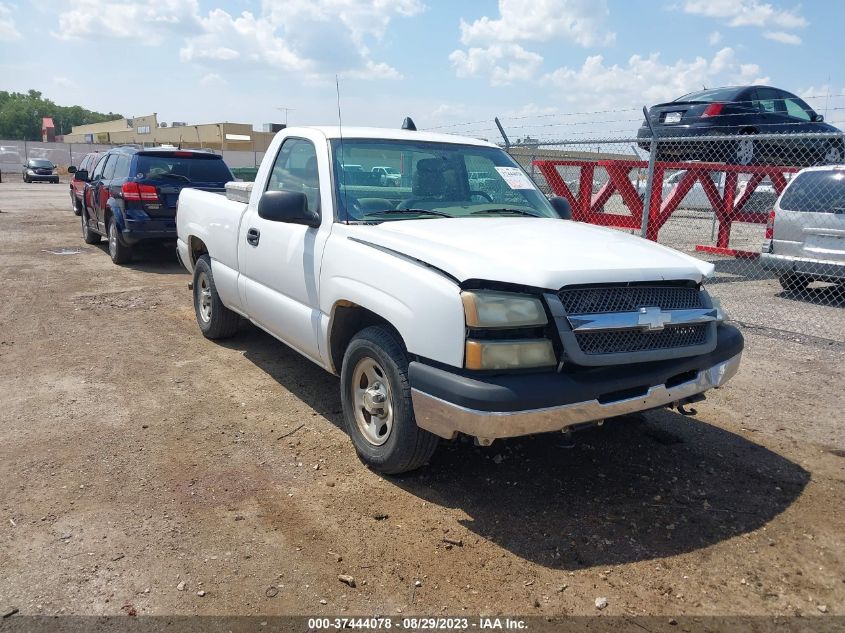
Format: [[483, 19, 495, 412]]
[[321, 234, 465, 369]]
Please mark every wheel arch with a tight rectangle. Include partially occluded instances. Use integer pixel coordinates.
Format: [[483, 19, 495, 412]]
[[188, 235, 209, 266], [327, 302, 406, 375]]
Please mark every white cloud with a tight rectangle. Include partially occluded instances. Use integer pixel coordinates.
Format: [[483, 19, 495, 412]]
[[708, 31, 722, 45], [199, 73, 226, 87], [543, 47, 769, 112], [54, 0, 200, 43], [180, 0, 422, 80], [53, 76, 73, 88], [0, 2, 22, 41], [683, 0, 807, 29], [763, 30, 801, 45], [450, 0, 614, 86], [459, 0, 614, 47], [450, 44, 543, 86]]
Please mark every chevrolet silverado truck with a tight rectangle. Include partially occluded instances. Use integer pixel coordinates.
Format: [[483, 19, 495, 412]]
[[176, 125, 743, 474]]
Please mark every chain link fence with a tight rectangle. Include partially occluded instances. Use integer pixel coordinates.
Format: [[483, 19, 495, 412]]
[[0, 140, 267, 182], [507, 132, 845, 343]]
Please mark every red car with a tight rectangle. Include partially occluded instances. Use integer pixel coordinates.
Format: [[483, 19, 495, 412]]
[[68, 152, 102, 216]]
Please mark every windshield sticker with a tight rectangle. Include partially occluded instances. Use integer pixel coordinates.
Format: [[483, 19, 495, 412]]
[[494, 167, 534, 190]]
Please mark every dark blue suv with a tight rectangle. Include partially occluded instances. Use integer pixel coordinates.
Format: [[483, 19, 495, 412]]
[[71, 146, 233, 264]]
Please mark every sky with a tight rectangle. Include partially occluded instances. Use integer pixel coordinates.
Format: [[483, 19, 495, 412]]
[[1, 0, 844, 141]]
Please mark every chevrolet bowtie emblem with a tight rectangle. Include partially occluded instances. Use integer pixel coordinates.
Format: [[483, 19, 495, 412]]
[[638, 306, 672, 331]]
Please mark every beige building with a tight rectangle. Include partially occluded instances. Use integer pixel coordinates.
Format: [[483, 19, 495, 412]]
[[62, 114, 277, 151]]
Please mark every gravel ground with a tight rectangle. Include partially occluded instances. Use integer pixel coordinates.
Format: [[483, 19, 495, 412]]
[[0, 181, 843, 618]]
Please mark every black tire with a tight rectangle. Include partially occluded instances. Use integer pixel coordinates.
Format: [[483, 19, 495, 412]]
[[192, 254, 239, 339], [107, 216, 132, 264], [81, 210, 100, 244], [23, 175, 29, 183], [340, 325, 438, 474], [779, 274, 811, 292], [72, 195, 82, 216], [820, 141, 844, 165], [731, 131, 756, 166]]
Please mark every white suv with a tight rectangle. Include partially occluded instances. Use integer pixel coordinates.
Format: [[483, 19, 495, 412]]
[[761, 165, 845, 290]]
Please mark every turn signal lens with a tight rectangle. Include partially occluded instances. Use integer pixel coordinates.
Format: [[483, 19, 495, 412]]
[[465, 339, 556, 370], [461, 291, 547, 328]]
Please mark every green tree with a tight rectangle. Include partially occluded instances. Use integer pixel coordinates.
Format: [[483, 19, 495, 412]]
[[0, 90, 123, 140]]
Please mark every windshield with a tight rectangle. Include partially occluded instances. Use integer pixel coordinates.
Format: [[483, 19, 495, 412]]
[[29, 159, 53, 168], [330, 139, 558, 222]]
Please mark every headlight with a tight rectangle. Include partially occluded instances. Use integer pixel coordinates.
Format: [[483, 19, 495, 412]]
[[465, 339, 556, 370], [461, 291, 547, 328]]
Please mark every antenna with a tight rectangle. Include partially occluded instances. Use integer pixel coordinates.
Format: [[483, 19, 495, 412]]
[[336, 75, 350, 222]]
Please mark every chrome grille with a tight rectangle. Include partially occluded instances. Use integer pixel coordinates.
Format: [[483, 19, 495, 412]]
[[574, 324, 709, 355], [558, 285, 703, 315]]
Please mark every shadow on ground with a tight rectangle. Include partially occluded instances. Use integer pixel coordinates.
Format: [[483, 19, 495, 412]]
[[218, 323, 810, 570], [94, 241, 186, 275]]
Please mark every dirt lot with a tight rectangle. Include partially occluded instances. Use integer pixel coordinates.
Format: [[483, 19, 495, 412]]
[[0, 181, 843, 618]]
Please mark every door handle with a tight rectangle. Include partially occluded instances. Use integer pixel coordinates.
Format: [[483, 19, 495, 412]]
[[246, 227, 260, 246]]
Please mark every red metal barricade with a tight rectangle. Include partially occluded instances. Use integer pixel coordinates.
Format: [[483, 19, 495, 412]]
[[533, 159, 800, 257]]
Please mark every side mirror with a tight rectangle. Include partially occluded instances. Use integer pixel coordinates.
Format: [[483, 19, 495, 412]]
[[549, 196, 572, 220], [74, 169, 89, 182], [68, 166, 77, 174], [812, 114, 824, 122], [258, 190, 320, 227]]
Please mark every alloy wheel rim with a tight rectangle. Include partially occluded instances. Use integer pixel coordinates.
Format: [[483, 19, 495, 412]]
[[736, 138, 754, 165], [824, 146, 842, 164], [351, 357, 394, 446], [197, 271, 212, 323]]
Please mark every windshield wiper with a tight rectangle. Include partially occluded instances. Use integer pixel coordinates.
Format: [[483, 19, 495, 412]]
[[470, 208, 541, 217], [364, 208, 452, 218], [158, 173, 191, 182]]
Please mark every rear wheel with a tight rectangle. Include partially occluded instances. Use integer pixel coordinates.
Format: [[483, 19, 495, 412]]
[[192, 254, 239, 339], [107, 216, 132, 264], [821, 142, 844, 165], [340, 326, 438, 474], [778, 274, 811, 292], [732, 132, 756, 166], [81, 210, 100, 244]]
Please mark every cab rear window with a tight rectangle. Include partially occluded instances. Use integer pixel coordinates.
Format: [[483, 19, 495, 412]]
[[135, 154, 233, 184], [780, 170, 845, 213]]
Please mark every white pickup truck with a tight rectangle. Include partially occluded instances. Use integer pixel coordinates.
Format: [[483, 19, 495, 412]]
[[176, 125, 743, 474]]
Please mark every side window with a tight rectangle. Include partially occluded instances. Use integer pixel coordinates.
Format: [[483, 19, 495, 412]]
[[102, 155, 118, 180], [91, 155, 109, 180], [784, 98, 811, 121], [266, 138, 320, 212], [112, 155, 131, 180], [751, 89, 779, 114], [79, 155, 90, 171]]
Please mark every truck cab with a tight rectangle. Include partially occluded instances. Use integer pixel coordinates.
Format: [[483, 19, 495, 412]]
[[176, 126, 743, 474]]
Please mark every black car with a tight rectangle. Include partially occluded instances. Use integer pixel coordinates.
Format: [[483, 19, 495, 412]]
[[71, 146, 233, 264], [23, 158, 59, 183], [637, 85, 844, 166]]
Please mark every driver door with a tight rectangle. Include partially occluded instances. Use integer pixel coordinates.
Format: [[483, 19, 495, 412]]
[[238, 135, 332, 363]]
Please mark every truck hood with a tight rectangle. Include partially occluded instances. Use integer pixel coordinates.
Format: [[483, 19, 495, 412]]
[[342, 217, 714, 288]]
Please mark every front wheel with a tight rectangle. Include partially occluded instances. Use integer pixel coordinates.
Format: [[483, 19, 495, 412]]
[[72, 195, 82, 216], [192, 254, 239, 339], [821, 142, 844, 165], [107, 216, 132, 264], [340, 326, 438, 474]]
